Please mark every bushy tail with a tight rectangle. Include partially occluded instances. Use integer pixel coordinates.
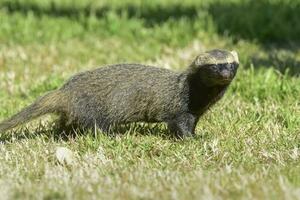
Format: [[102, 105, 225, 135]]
[[0, 90, 64, 133]]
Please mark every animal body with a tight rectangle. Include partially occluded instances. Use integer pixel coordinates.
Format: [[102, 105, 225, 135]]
[[0, 49, 239, 138]]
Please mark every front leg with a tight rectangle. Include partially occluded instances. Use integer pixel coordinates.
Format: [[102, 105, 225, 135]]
[[168, 113, 198, 138]]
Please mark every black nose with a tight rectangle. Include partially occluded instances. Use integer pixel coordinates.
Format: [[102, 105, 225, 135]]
[[221, 70, 231, 79]]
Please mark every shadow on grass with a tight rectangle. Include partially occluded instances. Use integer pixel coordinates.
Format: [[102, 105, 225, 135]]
[[208, 0, 300, 45], [0, 1, 198, 27], [108, 123, 181, 140], [209, 0, 300, 76], [250, 49, 300, 76], [0, 122, 73, 143], [0, 122, 180, 143]]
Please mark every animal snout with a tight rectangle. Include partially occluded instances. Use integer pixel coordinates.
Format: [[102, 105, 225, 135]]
[[220, 70, 231, 79]]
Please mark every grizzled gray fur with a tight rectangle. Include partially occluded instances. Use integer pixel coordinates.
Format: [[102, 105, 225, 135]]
[[0, 49, 239, 138]]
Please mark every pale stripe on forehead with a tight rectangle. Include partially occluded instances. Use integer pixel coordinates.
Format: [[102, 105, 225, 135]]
[[195, 50, 239, 65], [230, 51, 239, 64]]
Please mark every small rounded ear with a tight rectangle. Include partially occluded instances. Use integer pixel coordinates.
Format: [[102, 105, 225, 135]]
[[230, 51, 239, 64], [194, 55, 206, 66], [187, 57, 203, 74]]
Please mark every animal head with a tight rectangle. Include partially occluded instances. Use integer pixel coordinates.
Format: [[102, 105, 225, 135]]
[[189, 49, 239, 86]]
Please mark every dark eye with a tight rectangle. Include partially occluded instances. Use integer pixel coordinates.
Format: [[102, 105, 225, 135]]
[[217, 64, 226, 70], [227, 63, 236, 70], [226, 63, 234, 69]]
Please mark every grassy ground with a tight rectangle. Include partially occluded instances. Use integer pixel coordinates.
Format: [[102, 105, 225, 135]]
[[0, 0, 300, 199]]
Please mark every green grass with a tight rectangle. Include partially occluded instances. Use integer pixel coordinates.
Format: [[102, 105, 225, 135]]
[[0, 0, 300, 199]]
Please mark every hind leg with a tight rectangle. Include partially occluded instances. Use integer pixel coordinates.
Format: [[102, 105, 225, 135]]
[[53, 114, 81, 135]]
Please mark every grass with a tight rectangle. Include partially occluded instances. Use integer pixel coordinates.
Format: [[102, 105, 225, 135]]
[[0, 0, 300, 199]]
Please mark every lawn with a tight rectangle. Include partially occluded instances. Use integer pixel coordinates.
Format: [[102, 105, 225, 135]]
[[0, 0, 300, 199]]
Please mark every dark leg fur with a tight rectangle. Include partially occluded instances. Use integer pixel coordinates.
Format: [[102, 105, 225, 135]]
[[53, 114, 80, 135], [168, 113, 198, 138]]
